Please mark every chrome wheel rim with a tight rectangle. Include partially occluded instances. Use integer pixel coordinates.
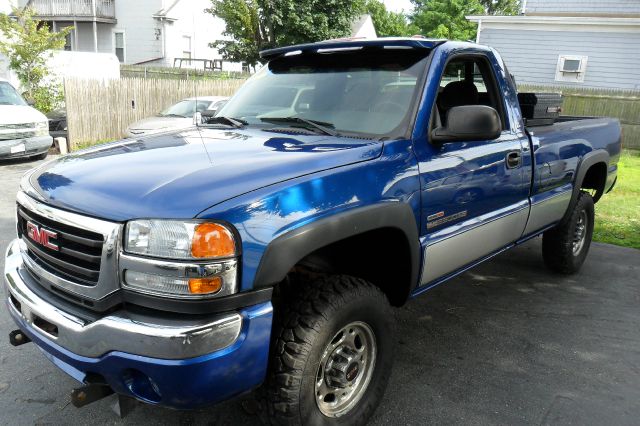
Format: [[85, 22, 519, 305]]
[[572, 210, 588, 255], [315, 321, 377, 418]]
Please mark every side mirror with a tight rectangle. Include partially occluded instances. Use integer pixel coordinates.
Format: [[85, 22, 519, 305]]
[[193, 112, 203, 125], [431, 105, 501, 143]]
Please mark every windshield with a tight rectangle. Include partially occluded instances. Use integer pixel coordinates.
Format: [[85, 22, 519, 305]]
[[217, 48, 431, 138], [159, 99, 212, 117], [0, 81, 27, 106]]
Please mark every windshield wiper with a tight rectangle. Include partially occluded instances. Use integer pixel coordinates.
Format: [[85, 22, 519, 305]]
[[159, 113, 186, 118], [205, 116, 248, 128], [260, 117, 338, 136]]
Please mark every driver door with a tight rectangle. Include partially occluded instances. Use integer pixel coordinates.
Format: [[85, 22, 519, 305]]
[[419, 53, 530, 285]]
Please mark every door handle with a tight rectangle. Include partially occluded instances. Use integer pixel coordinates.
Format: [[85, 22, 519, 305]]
[[506, 151, 521, 169]]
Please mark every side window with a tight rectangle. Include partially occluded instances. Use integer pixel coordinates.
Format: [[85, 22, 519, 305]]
[[440, 61, 465, 88], [435, 56, 506, 130]]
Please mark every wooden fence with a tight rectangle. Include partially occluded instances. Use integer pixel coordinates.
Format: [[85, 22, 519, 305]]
[[519, 85, 640, 150], [64, 78, 640, 149], [64, 77, 247, 148]]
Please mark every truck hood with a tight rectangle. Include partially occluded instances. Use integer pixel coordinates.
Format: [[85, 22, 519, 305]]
[[0, 105, 48, 125], [27, 127, 382, 221]]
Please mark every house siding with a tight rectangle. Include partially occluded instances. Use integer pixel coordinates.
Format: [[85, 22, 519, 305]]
[[480, 28, 640, 89], [113, 0, 163, 64], [156, 0, 241, 71], [525, 0, 640, 15]]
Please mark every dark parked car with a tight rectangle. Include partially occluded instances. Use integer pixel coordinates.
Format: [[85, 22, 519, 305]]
[[46, 109, 67, 140]]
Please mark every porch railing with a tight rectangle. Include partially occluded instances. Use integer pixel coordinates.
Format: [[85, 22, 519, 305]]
[[27, 0, 115, 19]]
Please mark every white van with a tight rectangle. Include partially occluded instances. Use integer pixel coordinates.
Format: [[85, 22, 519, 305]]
[[0, 78, 52, 161]]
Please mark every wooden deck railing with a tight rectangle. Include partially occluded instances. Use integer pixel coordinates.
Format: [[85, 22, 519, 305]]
[[27, 0, 115, 19]]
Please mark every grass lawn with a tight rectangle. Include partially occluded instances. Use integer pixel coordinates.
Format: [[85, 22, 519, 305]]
[[593, 150, 640, 250]]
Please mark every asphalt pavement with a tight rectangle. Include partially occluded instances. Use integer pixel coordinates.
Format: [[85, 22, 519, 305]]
[[1, 156, 639, 425]]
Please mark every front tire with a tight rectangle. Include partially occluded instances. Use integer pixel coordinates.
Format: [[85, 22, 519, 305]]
[[542, 191, 594, 274], [267, 275, 394, 425]]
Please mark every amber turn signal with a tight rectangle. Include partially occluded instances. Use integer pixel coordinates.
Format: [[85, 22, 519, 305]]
[[191, 223, 235, 258], [188, 277, 223, 294]]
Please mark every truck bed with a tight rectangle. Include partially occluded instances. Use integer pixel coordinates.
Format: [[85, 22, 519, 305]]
[[526, 116, 621, 159]]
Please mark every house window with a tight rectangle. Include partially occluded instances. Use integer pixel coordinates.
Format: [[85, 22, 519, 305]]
[[182, 36, 192, 60], [555, 55, 588, 83], [114, 31, 126, 63]]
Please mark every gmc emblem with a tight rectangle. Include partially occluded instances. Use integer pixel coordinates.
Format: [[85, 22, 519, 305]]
[[26, 221, 59, 251]]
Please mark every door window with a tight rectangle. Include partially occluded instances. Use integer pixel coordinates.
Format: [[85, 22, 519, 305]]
[[436, 56, 506, 129]]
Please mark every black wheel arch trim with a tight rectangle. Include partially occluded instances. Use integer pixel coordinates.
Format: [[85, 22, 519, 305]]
[[562, 149, 609, 223], [253, 202, 421, 295]]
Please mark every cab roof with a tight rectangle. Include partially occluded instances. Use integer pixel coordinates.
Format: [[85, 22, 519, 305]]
[[259, 37, 447, 61]]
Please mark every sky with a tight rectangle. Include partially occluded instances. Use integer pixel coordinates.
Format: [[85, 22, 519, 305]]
[[382, 0, 415, 13]]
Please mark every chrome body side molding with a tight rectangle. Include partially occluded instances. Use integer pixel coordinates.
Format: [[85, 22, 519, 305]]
[[523, 185, 572, 236], [419, 202, 529, 285]]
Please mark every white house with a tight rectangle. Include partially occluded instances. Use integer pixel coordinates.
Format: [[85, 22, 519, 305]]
[[467, 0, 640, 90], [18, 0, 244, 71], [0, 0, 19, 85]]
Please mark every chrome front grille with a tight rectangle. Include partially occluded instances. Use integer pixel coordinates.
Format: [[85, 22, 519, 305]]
[[0, 131, 38, 140], [15, 191, 122, 303], [17, 205, 104, 285], [0, 123, 37, 130], [0, 123, 39, 140]]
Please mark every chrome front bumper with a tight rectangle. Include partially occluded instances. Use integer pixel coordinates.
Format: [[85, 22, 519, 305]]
[[4, 239, 243, 359]]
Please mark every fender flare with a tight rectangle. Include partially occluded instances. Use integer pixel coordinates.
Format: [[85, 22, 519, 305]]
[[253, 202, 421, 291], [561, 149, 609, 223]]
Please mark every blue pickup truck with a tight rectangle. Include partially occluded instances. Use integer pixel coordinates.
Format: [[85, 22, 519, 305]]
[[4, 38, 621, 424]]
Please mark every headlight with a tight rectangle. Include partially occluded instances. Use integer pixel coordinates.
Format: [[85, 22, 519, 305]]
[[122, 220, 239, 299], [125, 220, 236, 259], [35, 121, 49, 137]]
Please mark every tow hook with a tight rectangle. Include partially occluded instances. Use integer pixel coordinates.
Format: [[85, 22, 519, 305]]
[[71, 383, 137, 418], [71, 383, 114, 408], [9, 329, 31, 346]]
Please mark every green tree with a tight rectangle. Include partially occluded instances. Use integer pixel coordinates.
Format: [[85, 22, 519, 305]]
[[0, 7, 71, 113], [207, 0, 364, 67], [479, 0, 521, 15], [410, 0, 484, 41], [363, 0, 414, 37]]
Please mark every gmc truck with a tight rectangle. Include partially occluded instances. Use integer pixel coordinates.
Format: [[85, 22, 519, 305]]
[[4, 39, 621, 425]]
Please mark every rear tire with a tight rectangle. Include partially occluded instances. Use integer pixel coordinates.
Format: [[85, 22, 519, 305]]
[[266, 275, 394, 425], [542, 191, 594, 274]]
